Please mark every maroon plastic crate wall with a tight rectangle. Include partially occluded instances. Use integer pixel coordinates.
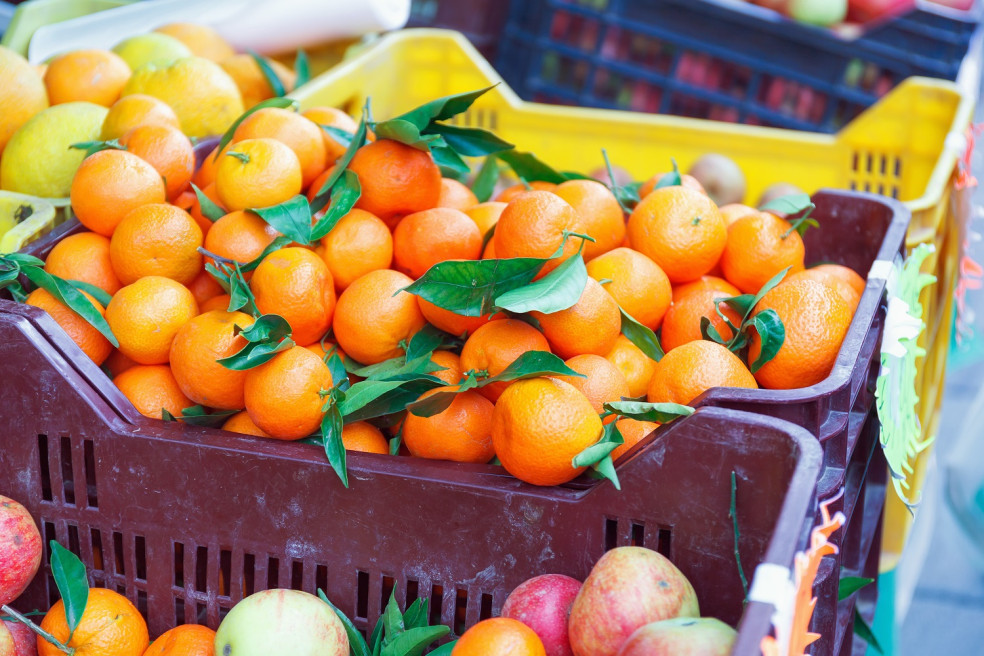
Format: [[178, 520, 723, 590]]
[[0, 303, 822, 653]]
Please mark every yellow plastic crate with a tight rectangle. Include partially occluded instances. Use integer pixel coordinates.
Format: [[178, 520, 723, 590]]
[[0, 191, 69, 254], [289, 28, 974, 569]]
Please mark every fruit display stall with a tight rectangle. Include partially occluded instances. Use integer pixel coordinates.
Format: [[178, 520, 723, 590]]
[[0, 2, 978, 656]]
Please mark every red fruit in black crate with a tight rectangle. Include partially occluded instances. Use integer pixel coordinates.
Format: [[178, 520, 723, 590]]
[[0, 496, 42, 606]]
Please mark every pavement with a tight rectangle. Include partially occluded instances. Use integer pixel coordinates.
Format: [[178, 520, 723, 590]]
[[891, 52, 984, 656]]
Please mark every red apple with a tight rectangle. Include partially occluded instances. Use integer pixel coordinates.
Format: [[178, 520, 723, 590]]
[[2, 620, 37, 656], [568, 547, 698, 656], [616, 617, 736, 655], [502, 574, 582, 656], [0, 622, 13, 656], [0, 497, 42, 606]]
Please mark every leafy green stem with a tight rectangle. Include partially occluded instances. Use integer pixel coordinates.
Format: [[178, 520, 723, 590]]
[[730, 471, 748, 601]]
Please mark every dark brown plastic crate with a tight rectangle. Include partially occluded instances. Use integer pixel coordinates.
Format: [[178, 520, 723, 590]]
[[0, 302, 822, 654]]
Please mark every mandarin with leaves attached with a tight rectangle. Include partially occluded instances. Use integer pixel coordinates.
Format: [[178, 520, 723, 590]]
[[460, 319, 552, 402], [647, 340, 756, 405], [203, 210, 280, 271], [557, 354, 630, 416], [251, 247, 336, 347], [532, 277, 621, 359], [341, 422, 389, 454], [494, 190, 583, 277], [170, 310, 254, 410], [612, 418, 659, 461], [38, 587, 149, 656], [748, 277, 852, 390], [233, 107, 327, 189], [393, 208, 483, 280], [437, 177, 479, 211], [347, 138, 442, 224], [586, 247, 671, 331], [660, 287, 742, 353], [554, 179, 625, 261], [244, 345, 333, 440], [720, 211, 805, 294], [215, 137, 302, 211], [492, 377, 603, 486], [302, 106, 359, 162], [430, 350, 464, 385], [222, 410, 270, 437], [118, 123, 195, 200], [332, 269, 426, 365]]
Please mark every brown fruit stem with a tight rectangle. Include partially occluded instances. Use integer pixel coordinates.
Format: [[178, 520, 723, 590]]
[[1, 604, 74, 654]]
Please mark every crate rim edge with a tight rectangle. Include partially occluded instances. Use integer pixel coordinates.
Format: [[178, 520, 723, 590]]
[[287, 28, 972, 215]]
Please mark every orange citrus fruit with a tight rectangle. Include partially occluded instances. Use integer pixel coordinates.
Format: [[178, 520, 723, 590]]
[[492, 377, 603, 486], [301, 106, 359, 163], [465, 201, 506, 237], [604, 334, 658, 398], [316, 209, 393, 291], [554, 179, 625, 261], [118, 124, 195, 200], [786, 269, 861, 313], [203, 210, 280, 270], [232, 107, 327, 189], [557, 354, 630, 415], [393, 208, 483, 279], [244, 345, 333, 440], [660, 287, 742, 353], [143, 623, 215, 656], [186, 269, 224, 306], [26, 288, 111, 365], [452, 618, 546, 656], [637, 173, 706, 199], [44, 49, 130, 107], [100, 94, 181, 140], [114, 364, 193, 420], [341, 422, 389, 454], [720, 211, 805, 294], [430, 350, 464, 385], [38, 587, 148, 656], [749, 277, 853, 390], [417, 298, 499, 338], [532, 277, 621, 359], [647, 340, 757, 405], [43, 231, 122, 296], [437, 177, 479, 211], [347, 139, 442, 224], [586, 247, 671, 330], [404, 387, 495, 463], [105, 276, 199, 364], [155, 23, 235, 61], [719, 203, 757, 227], [460, 319, 552, 402], [332, 269, 426, 365], [110, 203, 203, 285], [671, 275, 740, 302], [215, 137, 303, 211], [612, 418, 659, 461], [169, 310, 254, 410], [251, 247, 336, 347], [222, 410, 270, 437], [627, 185, 726, 283], [0, 45, 49, 155], [495, 181, 557, 203], [71, 149, 166, 237], [219, 53, 296, 109], [493, 190, 583, 277], [200, 294, 231, 313], [810, 263, 866, 297]]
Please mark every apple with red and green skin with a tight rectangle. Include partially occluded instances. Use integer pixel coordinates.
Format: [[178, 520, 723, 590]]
[[0, 496, 42, 606], [616, 617, 737, 656], [0, 620, 36, 656], [214, 589, 348, 656], [0, 622, 14, 656], [568, 547, 699, 656], [502, 574, 582, 656]]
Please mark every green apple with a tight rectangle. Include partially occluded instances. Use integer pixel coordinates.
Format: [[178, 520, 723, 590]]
[[215, 589, 348, 656], [788, 0, 847, 26]]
